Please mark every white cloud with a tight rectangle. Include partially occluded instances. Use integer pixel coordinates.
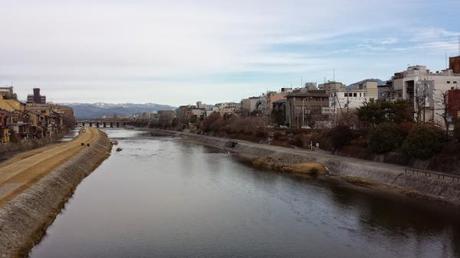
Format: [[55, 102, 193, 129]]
[[0, 0, 458, 105]]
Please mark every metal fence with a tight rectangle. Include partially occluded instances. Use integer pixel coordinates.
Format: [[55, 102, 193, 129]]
[[403, 167, 460, 182]]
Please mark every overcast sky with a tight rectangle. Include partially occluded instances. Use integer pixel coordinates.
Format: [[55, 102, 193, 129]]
[[1, 0, 459, 105]]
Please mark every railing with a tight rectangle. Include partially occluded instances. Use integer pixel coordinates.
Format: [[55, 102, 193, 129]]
[[403, 167, 460, 182]]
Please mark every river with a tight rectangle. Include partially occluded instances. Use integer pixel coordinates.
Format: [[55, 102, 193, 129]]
[[30, 129, 460, 258]]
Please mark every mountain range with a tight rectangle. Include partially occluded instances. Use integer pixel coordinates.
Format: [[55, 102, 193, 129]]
[[63, 103, 175, 119]]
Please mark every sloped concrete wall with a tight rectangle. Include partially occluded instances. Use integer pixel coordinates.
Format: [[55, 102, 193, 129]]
[[154, 129, 460, 206], [0, 131, 112, 258]]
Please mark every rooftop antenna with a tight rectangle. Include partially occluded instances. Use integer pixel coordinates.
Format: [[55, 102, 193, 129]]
[[333, 69, 336, 82]]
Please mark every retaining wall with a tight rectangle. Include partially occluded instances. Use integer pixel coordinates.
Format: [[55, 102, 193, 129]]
[[153, 129, 460, 206], [0, 130, 112, 258]]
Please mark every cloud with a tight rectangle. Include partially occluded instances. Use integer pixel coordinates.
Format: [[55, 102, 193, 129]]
[[0, 0, 459, 105]]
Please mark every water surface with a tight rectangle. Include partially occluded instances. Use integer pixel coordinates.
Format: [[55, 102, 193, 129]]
[[30, 129, 460, 258]]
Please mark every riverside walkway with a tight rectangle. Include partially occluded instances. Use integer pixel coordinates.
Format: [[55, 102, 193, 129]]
[[0, 128, 102, 207]]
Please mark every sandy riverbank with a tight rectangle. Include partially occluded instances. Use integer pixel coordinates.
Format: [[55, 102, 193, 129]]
[[0, 128, 112, 258], [149, 129, 460, 208]]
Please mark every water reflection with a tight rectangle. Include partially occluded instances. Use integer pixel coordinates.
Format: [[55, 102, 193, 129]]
[[30, 129, 460, 258]]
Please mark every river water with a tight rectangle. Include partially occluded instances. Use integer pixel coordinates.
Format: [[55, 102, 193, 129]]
[[30, 129, 460, 258]]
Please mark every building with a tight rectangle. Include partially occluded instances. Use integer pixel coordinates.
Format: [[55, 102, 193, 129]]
[[390, 65, 460, 128], [241, 97, 263, 116], [27, 88, 46, 104], [176, 105, 206, 126], [318, 81, 347, 93], [0, 88, 73, 142], [450, 56, 460, 74], [0, 86, 17, 99], [286, 90, 330, 129], [158, 110, 176, 128], [0, 97, 28, 139], [214, 102, 240, 115], [0, 110, 10, 143], [265, 88, 291, 116], [329, 81, 378, 113], [271, 99, 287, 126], [448, 89, 460, 120]]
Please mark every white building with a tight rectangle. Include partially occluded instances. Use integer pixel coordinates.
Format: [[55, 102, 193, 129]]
[[329, 81, 378, 113], [241, 97, 262, 115], [215, 102, 240, 115], [391, 65, 460, 128]]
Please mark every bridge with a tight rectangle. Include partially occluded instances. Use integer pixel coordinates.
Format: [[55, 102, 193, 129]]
[[77, 119, 132, 128]]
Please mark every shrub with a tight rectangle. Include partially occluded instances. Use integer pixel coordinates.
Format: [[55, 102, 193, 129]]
[[368, 123, 404, 154], [291, 133, 308, 147], [402, 125, 444, 160], [328, 125, 353, 151]]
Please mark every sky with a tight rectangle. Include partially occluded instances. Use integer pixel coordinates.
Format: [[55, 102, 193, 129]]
[[0, 0, 459, 106]]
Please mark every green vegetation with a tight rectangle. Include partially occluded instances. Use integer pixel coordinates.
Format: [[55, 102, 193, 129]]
[[328, 125, 353, 151], [402, 125, 444, 160], [368, 123, 404, 153], [357, 100, 412, 126]]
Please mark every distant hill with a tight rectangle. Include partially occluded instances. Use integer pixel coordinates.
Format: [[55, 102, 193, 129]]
[[64, 103, 175, 119]]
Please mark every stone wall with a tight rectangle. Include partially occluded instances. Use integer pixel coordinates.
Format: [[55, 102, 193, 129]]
[[0, 131, 112, 258], [152, 129, 460, 207]]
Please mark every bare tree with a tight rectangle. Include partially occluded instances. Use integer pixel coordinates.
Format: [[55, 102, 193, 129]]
[[439, 91, 450, 138]]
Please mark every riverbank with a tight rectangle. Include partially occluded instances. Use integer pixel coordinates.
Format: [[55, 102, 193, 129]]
[[149, 129, 460, 208], [0, 128, 112, 258], [0, 132, 68, 164]]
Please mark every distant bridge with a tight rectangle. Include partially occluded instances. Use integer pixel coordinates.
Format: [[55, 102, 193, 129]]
[[77, 119, 132, 128]]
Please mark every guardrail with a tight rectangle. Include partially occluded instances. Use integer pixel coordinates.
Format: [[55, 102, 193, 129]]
[[403, 168, 460, 182]]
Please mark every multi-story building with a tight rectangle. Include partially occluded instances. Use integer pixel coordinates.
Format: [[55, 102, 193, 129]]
[[27, 88, 46, 104], [0, 110, 10, 143], [265, 88, 291, 117], [271, 99, 287, 126], [318, 81, 347, 93], [329, 81, 378, 113], [215, 102, 240, 115], [450, 56, 460, 74], [389, 64, 460, 128], [0, 86, 17, 100], [241, 97, 263, 116], [448, 89, 460, 120], [286, 90, 330, 129], [158, 110, 176, 128]]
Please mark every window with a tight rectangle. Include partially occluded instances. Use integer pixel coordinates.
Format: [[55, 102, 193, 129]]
[[354, 93, 357, 97], [447, 81, 451, 84], [454, 81, 458, 84]]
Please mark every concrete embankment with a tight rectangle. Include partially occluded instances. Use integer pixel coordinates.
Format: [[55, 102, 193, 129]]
[[151, 129, 460, 207], [0, 129, 112, 258]]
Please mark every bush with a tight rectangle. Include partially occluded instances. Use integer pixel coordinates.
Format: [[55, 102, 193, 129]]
[[291, 133, 308, 147], [368, 123, 404, 154], [328, 125, 353, 151], [402, 125, 444, 160]]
